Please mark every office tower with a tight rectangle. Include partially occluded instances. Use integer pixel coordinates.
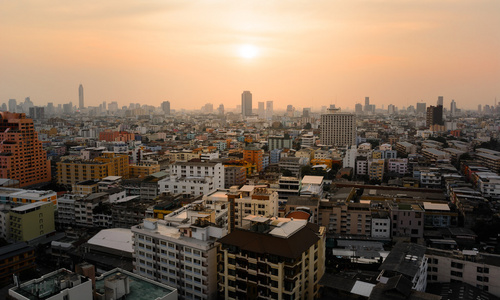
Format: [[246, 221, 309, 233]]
[[355, 103, 363, 114], [218, 104, 224, 115], [78, 84, 84, 109], [161, 101, 170, 114], [258, 101, 265, 119], [203, 103, 213, 113], [437, 96, 444, 106], [108, 101, 119, 112], [0, 112, 51, 187], [303, 107, 310, 118], [416, 102, 427, 114], [320, 108, 356, 147], [426, 105, 444, 127], [102, 101, 107, 111], [266, 100, 273, 120], [450, 99, 457, 116], [22, 97, 34, 113], [286, 105, 294, 117], [46, 102, 54, 115], [364, 97, 370, 112], [478, 104, 482, 113], [0, 103, 6, 111], [8, 99, 16, 112], [28, 107, 45, 120], [63, 103, 73, 114], [388, 104, 395, 114], [241, 91, 252, 117]]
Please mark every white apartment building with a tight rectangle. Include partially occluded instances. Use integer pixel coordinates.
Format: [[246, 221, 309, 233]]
[[132, 216, 223, 300], [371, 213, 391, 239], [426, 248, 500, 297], [343, 145, 357, 169], [476, 172, 500, 198], [320, 110, 356, 147], [356, 158, 368, 176], [159, 162, 224, 197], [387, 158, 409, 175]]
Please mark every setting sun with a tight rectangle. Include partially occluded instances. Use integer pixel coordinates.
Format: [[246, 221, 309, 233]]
[[238, 44, 258, 59]]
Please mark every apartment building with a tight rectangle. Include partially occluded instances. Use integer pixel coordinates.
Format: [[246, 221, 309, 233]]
[[243, 145, 264, 173], [320, 109, 356, 147], [57, 152, 130, 185], [8, 189, 57, 206], [218, 218, 326, 300], [426, 248, 500, 297], [389, 202, 424, 239], [0, 242, 36, 286], [368, 159, 385, 182], [0, 112, 51, 187], [159, 161, 224, 197], [422, 148, 450, 163], [279, 157, 307, 178], [233, 187, 278, 228], [132, 216, 223, 300], [129, 162, 161, 178], [387, 158, 409, 176], [10, 201, 55, 242], [396, 141, 417, 156], [475, 148, 500, 173], [224, 166, 246, 189], [476, 172, 500, 198]]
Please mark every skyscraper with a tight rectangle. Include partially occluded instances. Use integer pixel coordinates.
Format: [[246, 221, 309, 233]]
[[437, 96, 444, 106], [78, 84, 84, 109], [0, 112, 51, 187], [355, 103, 363, 114], [426, 105, 444, 127], [8, 99, 16, 113], [416, 102, 427, 115], [258, 101, 265, 119], [266, 101, 273, 120], [320, 108, 356, 147], [241, 91, 252, 117], [450, 99, 457, 116], [161, 101, 171, 115]]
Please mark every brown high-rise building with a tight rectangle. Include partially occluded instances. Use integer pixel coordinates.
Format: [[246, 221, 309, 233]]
[[0, 112, 51, 187]]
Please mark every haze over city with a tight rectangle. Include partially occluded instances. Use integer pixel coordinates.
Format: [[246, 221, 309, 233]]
[[1, 0, 499, 110]]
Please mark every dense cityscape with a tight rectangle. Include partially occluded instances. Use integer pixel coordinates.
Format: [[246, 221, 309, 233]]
[[0, 88, 499, 299]]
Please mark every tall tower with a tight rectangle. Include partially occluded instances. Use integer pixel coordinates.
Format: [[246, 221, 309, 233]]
[[266, 101, 273, 120], [450, 99, 457, 116], [79, 84, 84, 109], [241, 91, 252, 117], [437, 96, 444, 106], [161, 101, 171, 115], [320, 108, 356, 147], [258, 102, 265, 119], [0, 112, 51, 187]]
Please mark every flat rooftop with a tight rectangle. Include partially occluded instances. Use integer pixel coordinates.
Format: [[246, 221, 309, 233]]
[[95, 269, 177, 300]]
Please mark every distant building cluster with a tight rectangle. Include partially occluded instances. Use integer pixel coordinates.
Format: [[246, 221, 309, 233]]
[[0, 91, 499, 299]]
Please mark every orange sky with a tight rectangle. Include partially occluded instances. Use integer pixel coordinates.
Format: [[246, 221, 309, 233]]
[[1, 0, 499, 111]]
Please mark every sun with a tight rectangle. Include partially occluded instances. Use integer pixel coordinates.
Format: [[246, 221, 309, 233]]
[[238, 44, 258, 59]]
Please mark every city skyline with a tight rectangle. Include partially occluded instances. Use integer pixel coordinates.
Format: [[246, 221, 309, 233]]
[[1, 1, 499, 110]]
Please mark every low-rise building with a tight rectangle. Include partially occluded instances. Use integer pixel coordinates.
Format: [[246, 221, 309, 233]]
[[10, 201, 55, 242]]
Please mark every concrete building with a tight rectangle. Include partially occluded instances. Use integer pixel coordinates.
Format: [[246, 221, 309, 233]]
[[161, 100, 171, 115], [389, 202, 424, 239], [79, 84, 84, 109], [396, 142, 417, 156], [387, 158, 409, 176], [10, 201, 55, 242], [320, 109, 356, 147], [268, 135, 293, 151], [57, 152, 130, 186], [224, 166, 246, 189], [241, 91, 252, 118], [0, 112, 51, 187], [426, 248, 500, 297], [243, 145, 264, 173], [218, 218, 325, 300], [0, 242, 35, 286], [266, 101, 273, 120], [158, 161, 224, 196], [279, 157, 308, 178], [132, 216, 223, 300]]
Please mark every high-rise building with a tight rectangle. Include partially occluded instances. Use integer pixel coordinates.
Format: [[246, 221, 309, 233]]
[[243, 144, 264, 172], [0, 112, 51, 187], [320, 109, 356, 147], [78, 84, 84, 109], [364, 96, 370, 112], [426, 105, 444, 127], [241, 91, 252, 117], [161, 101, 170, 115], [258, 101, 265, 119], [437, 96, 444, 106], [478, 104, 482, 113], [416, 102, 427, 114], [8, 99, 16, 113], [450, 99, 457, 116], [266, 101, 273, 120], [355, 103, 363, 114], [218, 104, 224, 116], [387, 104, 395, 114], [286, 105, 294, 117], [28, 107, 45, 120], [102, 101, 107, 111], [303, 107, 310, 118]]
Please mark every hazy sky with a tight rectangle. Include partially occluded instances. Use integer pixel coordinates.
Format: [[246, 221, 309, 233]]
[[1, 0, 499, 111]]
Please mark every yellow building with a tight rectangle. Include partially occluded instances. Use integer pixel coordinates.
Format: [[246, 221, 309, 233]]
[[72, 180, 99, 195], [57, 152, 129, 185], [311, 159, 333, 169], [129, 162, 161, 178], [0, 243, 36, 286], [10, 202, 55, 242], [165, 150, 200, 162]]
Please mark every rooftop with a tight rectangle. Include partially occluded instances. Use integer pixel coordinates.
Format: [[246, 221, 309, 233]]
[[87, 228, 134, 254]]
